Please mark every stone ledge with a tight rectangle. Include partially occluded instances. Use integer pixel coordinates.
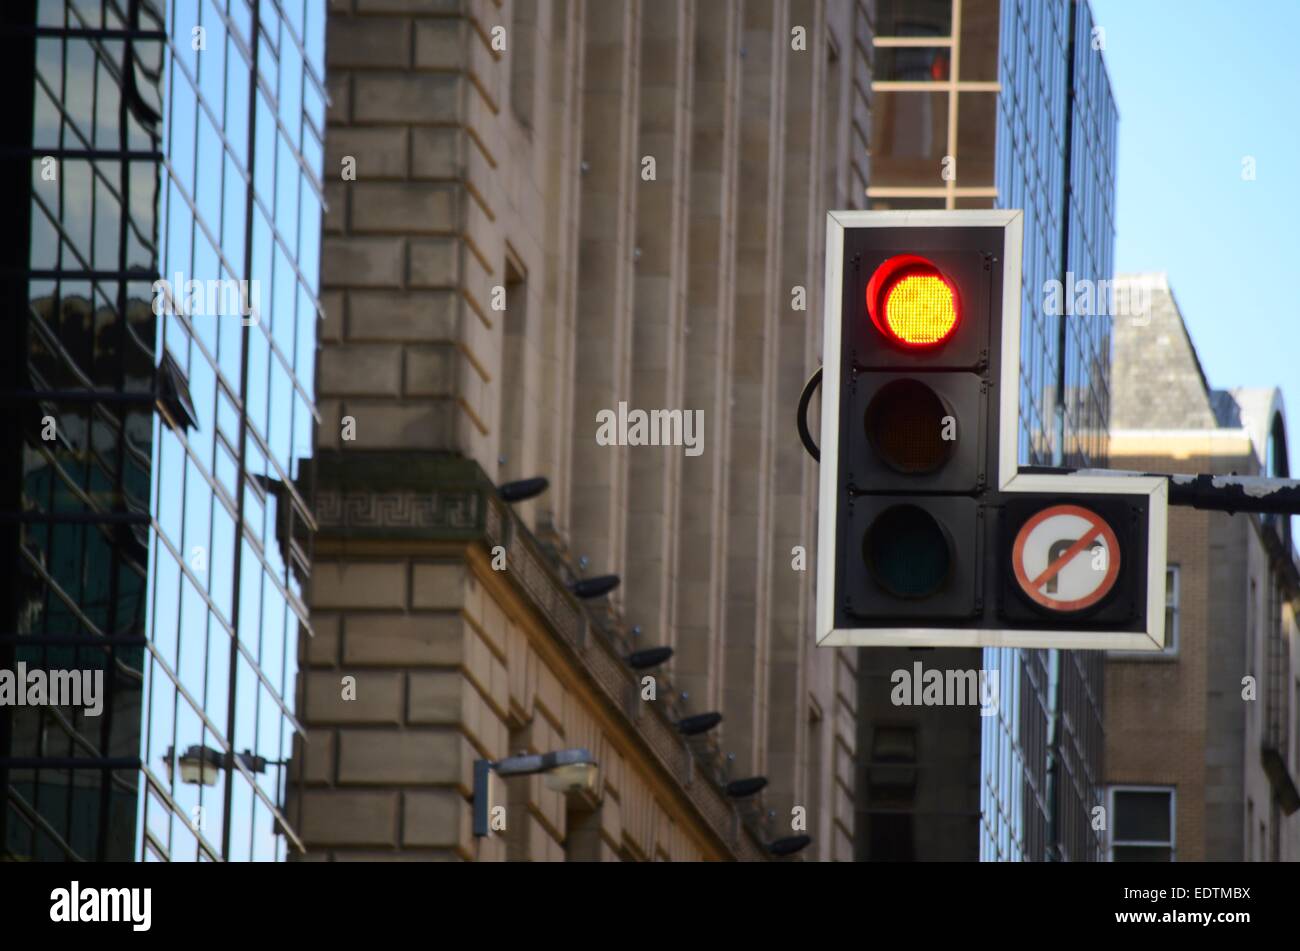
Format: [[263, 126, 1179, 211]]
[[302, 450, 769, 861]]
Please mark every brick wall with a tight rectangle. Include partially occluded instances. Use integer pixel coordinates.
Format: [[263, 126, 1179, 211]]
[[297, 553, 724, 860], [1105, 444, 1253, 860]]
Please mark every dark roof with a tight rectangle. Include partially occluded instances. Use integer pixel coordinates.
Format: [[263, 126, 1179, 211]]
[[1110, 273, 1218, 430]]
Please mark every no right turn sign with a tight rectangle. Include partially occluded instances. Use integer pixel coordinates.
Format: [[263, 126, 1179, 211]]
[[1011, 503, 1121, 612]]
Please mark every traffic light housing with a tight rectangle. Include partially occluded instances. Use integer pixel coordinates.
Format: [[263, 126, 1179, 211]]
[[832, 223, 996, 625], [815, 211, 1168, 651]]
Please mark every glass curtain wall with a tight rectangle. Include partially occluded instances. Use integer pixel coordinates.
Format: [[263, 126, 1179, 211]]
[[1, 0, 324, 862]]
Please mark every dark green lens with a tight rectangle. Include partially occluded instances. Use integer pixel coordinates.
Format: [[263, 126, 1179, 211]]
[[865, 505, 951, 598]]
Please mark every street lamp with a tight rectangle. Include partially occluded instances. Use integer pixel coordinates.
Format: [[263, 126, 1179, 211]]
[[768, 834, 813, 857], [570, 575, 620, 599], [676, 712, 723, 736], [170, 745, 223, 786], [725, 776, 769, 799], [473, 748, 598, 837], [626, 646, 673, 670], [165, 745, 285, 787], [498, 476, 549, 502]]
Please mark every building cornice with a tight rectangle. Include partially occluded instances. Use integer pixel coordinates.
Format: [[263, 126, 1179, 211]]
[[1109, 429, 1255, 460]]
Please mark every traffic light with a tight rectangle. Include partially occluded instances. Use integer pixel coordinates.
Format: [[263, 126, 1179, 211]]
[[828, 220, 997, 626], [814, 211, 1168, 651]]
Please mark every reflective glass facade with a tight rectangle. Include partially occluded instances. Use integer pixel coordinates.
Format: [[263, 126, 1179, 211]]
[[2, 0, 324, 861], [995, 0, 1114, 470], [865, 0, 1116, 862], [983, 0, 1115, 862]]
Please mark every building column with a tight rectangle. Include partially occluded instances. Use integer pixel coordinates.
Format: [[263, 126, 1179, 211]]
[[568, 0, 641, 585], [721, 0, 789, 776], [625, 0, 694, 656], [673, 0, 742, 726]]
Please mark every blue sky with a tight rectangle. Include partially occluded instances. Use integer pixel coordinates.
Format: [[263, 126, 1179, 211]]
[[1090, 0, 1300, 472]]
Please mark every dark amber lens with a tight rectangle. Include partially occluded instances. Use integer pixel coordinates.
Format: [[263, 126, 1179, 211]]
[[864, 505, 951, 599], [865, 379, 953, 474]]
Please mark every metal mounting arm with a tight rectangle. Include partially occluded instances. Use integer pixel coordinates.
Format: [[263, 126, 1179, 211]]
[[1021, 466, 1300, 516], [796, 367, 822, 462]]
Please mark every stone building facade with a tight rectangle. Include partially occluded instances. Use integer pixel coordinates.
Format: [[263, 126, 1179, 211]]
[[1105, 273, 1300, 861], [288, 0, 875, 861]]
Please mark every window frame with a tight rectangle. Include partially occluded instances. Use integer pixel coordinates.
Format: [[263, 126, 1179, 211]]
[[1164, 564, 1180, 654], [1108, 563, 1179, 659], [1107, 784, 1176, 862]]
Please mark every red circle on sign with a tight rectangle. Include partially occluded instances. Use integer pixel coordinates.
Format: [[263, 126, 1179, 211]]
[[1011, 504, 1121, 613]]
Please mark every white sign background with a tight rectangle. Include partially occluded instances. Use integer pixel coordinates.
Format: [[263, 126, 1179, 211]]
[[1011, 505, 1120, 612]]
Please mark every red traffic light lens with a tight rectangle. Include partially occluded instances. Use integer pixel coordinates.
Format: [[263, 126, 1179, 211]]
[[884, 273, 959, 345], [866, 255, 961, 348]]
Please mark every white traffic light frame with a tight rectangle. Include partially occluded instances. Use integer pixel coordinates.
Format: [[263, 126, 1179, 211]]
[[816, 209, 1168, 651]]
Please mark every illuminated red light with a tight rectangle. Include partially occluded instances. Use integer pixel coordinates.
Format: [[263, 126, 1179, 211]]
[[866, 255, 961, 348]]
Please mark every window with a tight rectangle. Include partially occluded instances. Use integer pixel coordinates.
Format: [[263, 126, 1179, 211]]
[[1164, 565, 1180, 652], [958, 0, 1000, 81], [1247, 799, 1254, 860], [955, 91, 998, 185], [874, 47, 951, 82], [869, 90, 949, 187], [1108, 786, 1175, 861], [509, 0, 536, 129], [497, 254, 528, 483], [867, 725, 918, 804], [875, 0, 953, 38], [1247, 579, 1256, 677], [863, 725, 918, 861], [1109, 565, 1178, 657]]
